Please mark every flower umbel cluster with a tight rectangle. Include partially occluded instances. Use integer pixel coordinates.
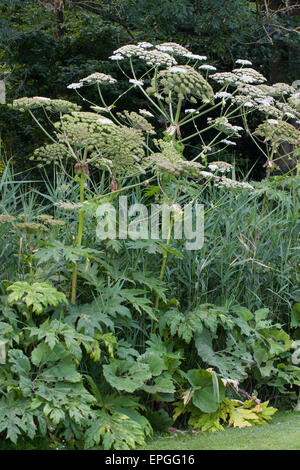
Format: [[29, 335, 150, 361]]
[[110, 44, 177, 67], [117, 111, 156, 135], [150, 140, 204, 177], [79, 73, 117, 86], [31, 110, 146, 177], [12, 97, 81, 113], [207, 117, 243, 137], [147, 65, 214, 105], [254, 119, 300, 145]]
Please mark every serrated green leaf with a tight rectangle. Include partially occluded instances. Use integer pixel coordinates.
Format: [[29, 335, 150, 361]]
[[103, 360, 152, 393]]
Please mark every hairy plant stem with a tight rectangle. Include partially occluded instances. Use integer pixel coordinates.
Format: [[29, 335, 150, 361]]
[[71, 149, 87, 304], [155, 185, 179, 310], [28, 234, 33, 283]]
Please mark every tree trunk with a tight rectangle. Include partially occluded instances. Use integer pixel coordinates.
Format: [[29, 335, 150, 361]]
[[53, 0, 66, 39]]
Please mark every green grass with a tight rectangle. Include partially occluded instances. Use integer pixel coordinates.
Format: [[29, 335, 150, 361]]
[[0, 412, 298, 450], [141, 411, 300, 450]]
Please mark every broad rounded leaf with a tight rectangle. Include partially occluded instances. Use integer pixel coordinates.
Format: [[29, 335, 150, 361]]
[[103, 360, 151, 393]]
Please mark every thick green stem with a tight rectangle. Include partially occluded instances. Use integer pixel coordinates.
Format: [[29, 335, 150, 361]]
[[71, 150, 87, 304], [155, 185, 179, 310], [28, 234, 33, 282], [174, 97, 182, 124]]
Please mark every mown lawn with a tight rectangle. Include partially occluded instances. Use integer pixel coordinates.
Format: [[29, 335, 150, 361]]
[[141, 411, 300, 450], [0, 411, 298, 450]]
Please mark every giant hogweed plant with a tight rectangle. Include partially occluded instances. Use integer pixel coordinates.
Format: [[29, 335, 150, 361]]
[[10, 41, 278, 305], [0, 42, 298, 448]]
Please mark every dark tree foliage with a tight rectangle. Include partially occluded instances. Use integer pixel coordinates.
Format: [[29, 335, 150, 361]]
[[0, 0, 299, 175]]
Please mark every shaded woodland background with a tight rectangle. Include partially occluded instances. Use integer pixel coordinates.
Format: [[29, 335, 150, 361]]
[[0, 0, 299, 177]]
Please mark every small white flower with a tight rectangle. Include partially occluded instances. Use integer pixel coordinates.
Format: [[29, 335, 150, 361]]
[[138, 42, 153, 49], [232, 125, 244, 131], [33, 96, 51, 101], [109, 54, 124, 60], [208, 161, 232, 173], [235, 59, 252, 66], [221, 139, 237, 146], [199, 65, 217, 71], [156, 45, 174, 52], [216, 178, 254, 190], [239, 75, 255, 83], [267, 119, 279, 124], [285, 112, 296, 119], [185, 108, 199, 114], [168, 66, 188, 74], [185, 53, 207, 60], [129, 79, 144, 86], [243, 101, 254, 107], [80, 72, 116, 85], [97, 117, 114, 125], [200, 171, 215, 178], [240, 182, 254, 189], [214, 92, 232, 99], [67, 82, 83, 89], [90, 106, 112, 113], [256, 97, 274, 106], [139, 109, 154, 117], [208, 164, 218, 171]]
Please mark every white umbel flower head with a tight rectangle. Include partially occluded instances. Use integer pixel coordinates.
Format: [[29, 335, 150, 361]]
[[32, 97, 51, 102], [141, 49, 177, 67], [168, 66, 188, 74], [67, 83, 83, 89], [235, 59, 253, 66], [112, 44, 142, 58], [185, 53, 207, 60], [80, 73, 117, 85], [214, 92, 232, 99], [156, 45, 175, 52], [185, 108, 199, 114], [208, 164, 218, 171], [138, 42, 153, 49], [243, 101, 255, 107], [221, 139, 237, 146], [285, 112, 296, 119], [90, 106, 112, 113], [154, 42, 190, 57], [208, 161, 233, 173], [97, 117, 114, 125], [200, 171, 215, 178], [109, 54, 124, 61], [129, 79, 144, 86], [199, 65, 217, 71], [233, 68, 267, 84], [216, 177, 254, 190], [139, 109, 154, 117]]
